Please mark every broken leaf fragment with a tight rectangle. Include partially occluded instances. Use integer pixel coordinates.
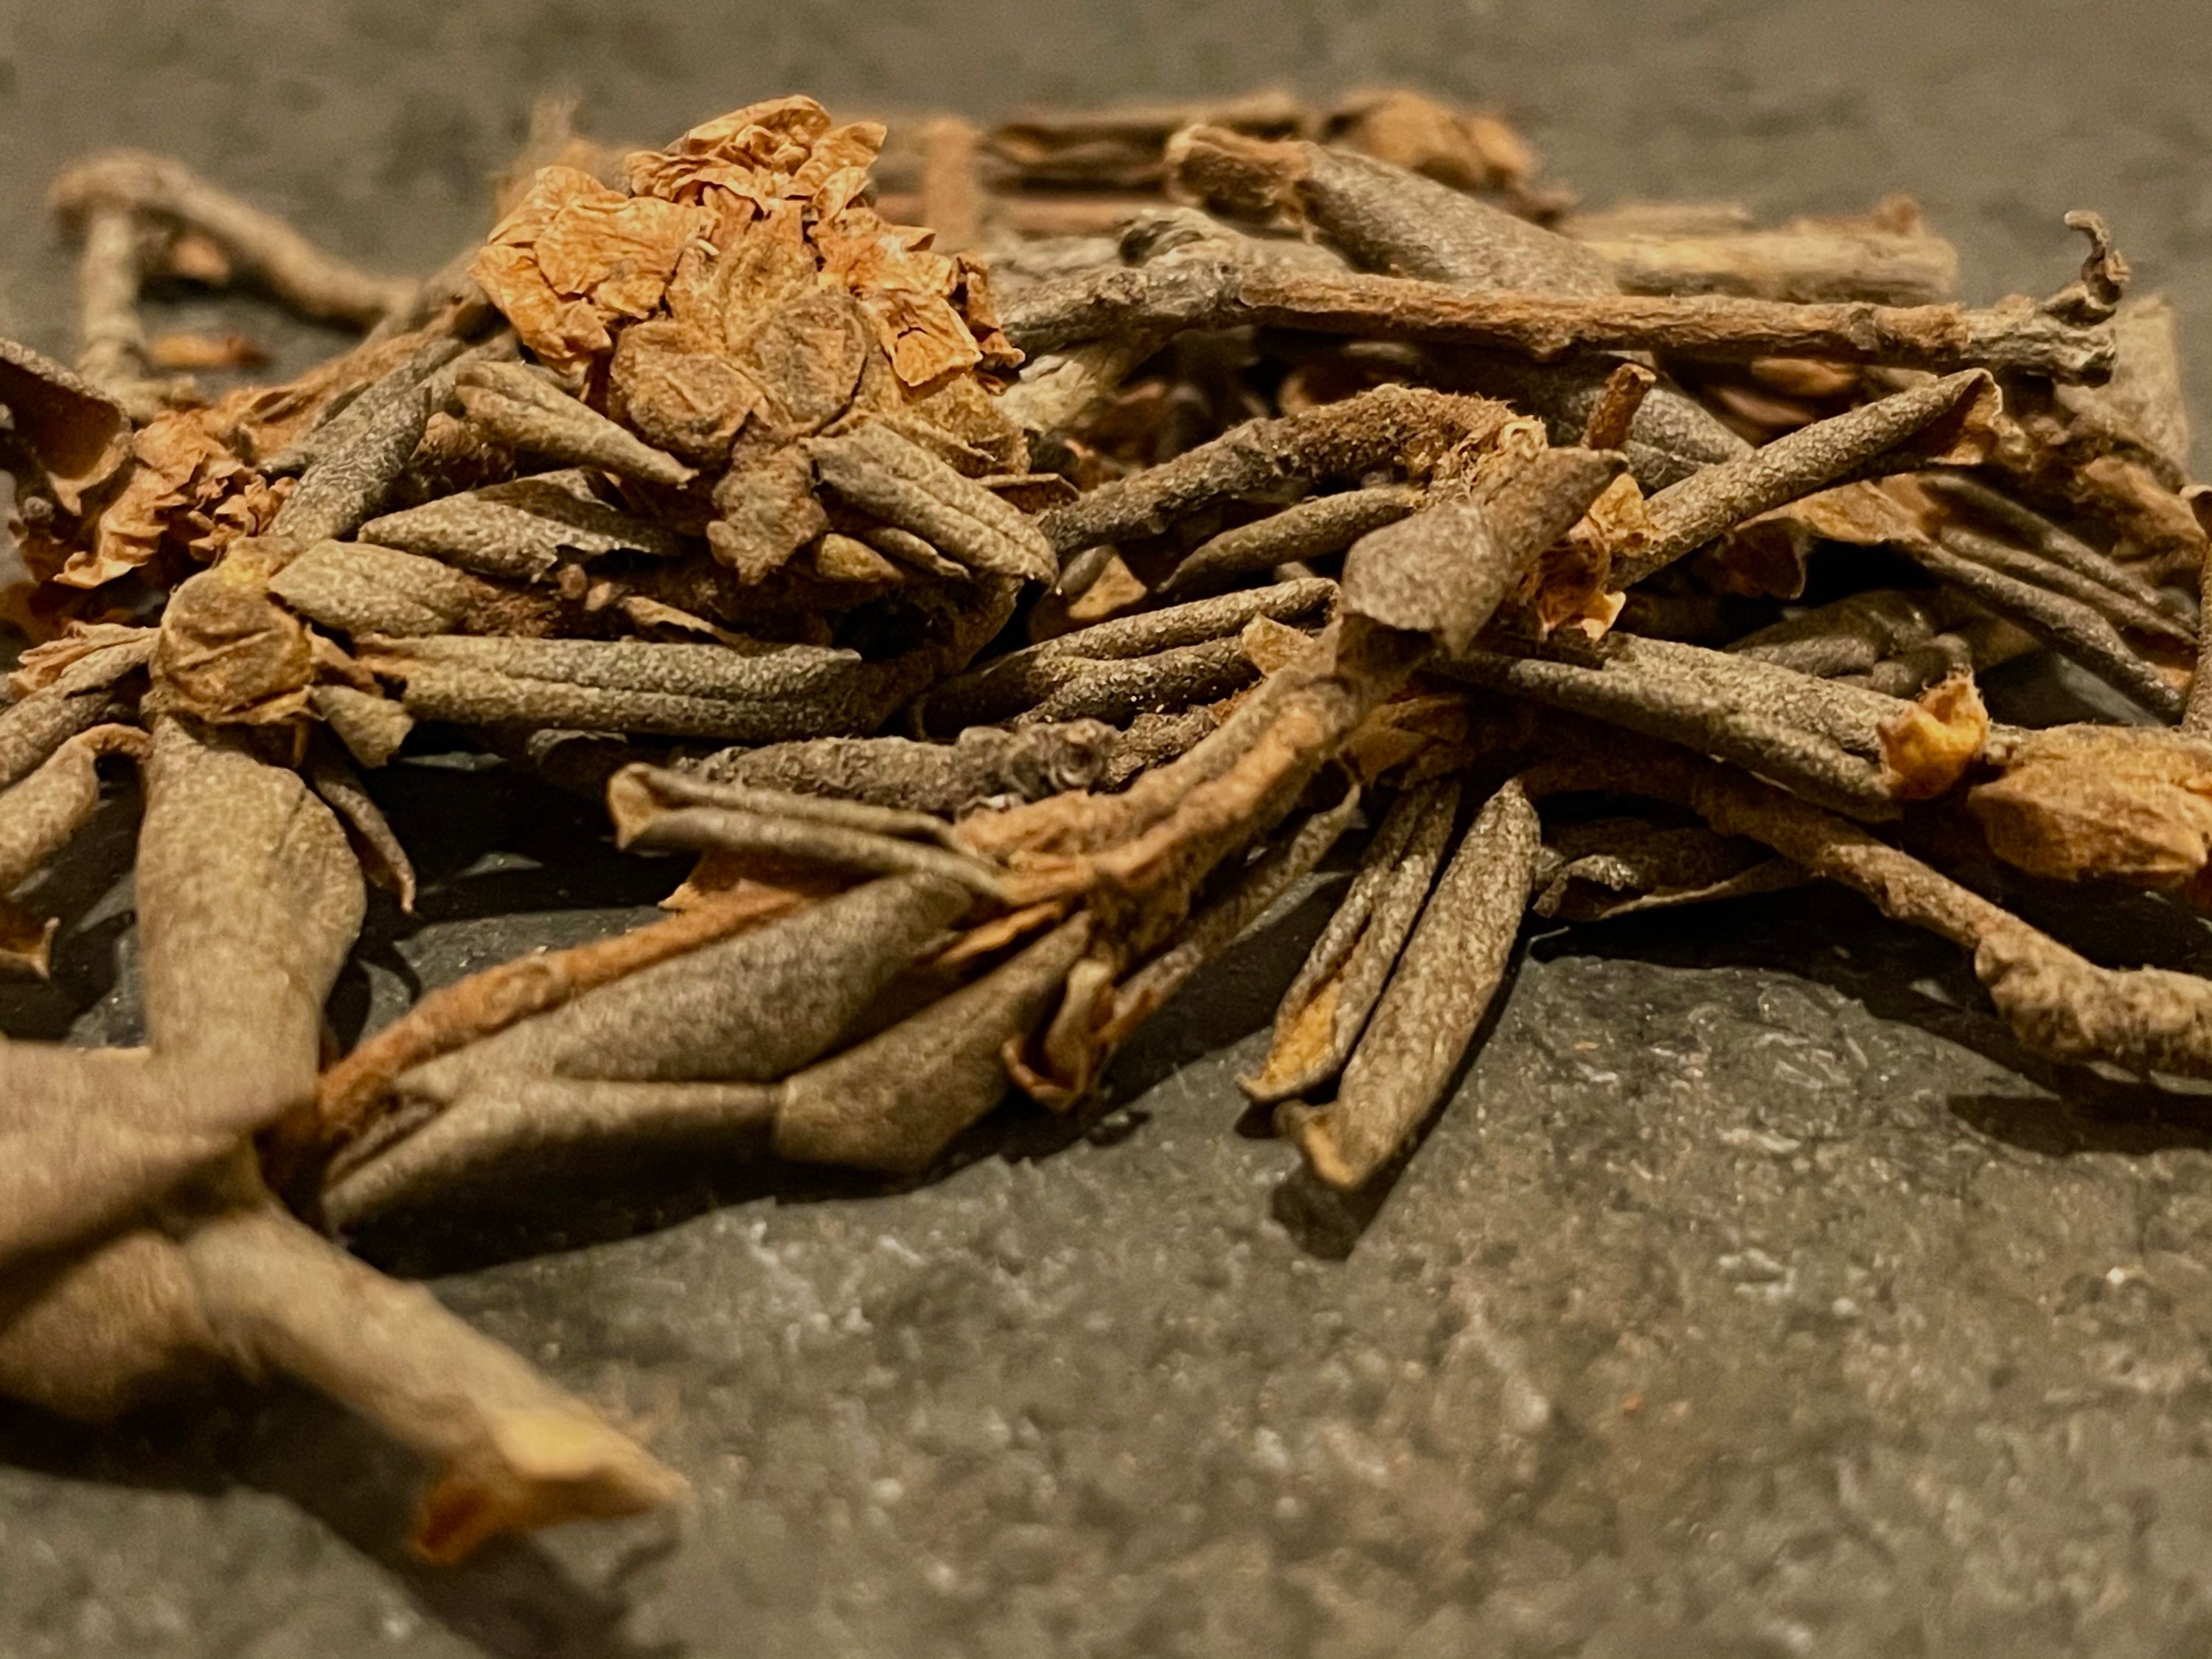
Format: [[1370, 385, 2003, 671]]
[[1969, 725, 2212, 900], [1877, 672, 1989, 800]]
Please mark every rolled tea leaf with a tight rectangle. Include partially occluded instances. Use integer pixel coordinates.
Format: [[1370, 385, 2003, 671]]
[[456, 360, 695, 487], [138, 714, 364, 1091], [0, 633, 154, 790], [608, 765, 1006, 896], [1243, 777, 1460, 1105], [809, 421, 1054, 582], [774, 915, 1093, 1172], [1159, 486, 1422, 596], [1341, 448, 1623, 655], [324, 874, 973, 1224], [0, 723, 145, 892], [688, 722, 1116, 815], [268, 538, 487, 638], [1616, 369, 2000, 584], [360, 472, 688, 581], [1281, 777, 1542, 1189], [360, 633, 911, 741]]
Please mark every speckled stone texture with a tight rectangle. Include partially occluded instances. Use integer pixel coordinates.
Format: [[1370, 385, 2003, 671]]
[[7, 3, 2212, 1655]]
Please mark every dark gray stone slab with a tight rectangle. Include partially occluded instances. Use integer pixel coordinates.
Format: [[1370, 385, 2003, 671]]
[[7, 3, 2212, 1655]]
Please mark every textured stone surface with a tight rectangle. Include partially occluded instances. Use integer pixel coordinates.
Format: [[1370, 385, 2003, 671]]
[[8, 3, 2212, 1655]]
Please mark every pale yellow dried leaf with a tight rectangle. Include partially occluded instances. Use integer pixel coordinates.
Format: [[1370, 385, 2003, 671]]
[[1877, 671, 1989, 799]]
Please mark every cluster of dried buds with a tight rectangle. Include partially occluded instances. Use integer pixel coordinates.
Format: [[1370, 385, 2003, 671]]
[[3, 86, 2208, 1558]]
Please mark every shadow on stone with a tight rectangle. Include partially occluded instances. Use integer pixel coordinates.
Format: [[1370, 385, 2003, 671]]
[[0, 1383, 680, 1659]]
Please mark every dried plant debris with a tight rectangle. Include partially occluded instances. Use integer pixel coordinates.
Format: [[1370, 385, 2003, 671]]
[[4, 82, 2212, 1562]]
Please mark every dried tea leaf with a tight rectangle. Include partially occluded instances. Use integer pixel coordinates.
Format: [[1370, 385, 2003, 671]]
[[453, 361, 695, 487], [0, 630, 154, 789], [1245, 778, 1459, 1104], [1321, 88, 1535, 195], [321, 874, 972, 1223], [808, 422, 1054, 582], [1280, 777, 1541, 1189], [311, 683, 414, 768], [361, 473, 689, 580], [0, 722, 145, 892], [690, 723, 1115, 815], [774, 916, 1092, 1172]]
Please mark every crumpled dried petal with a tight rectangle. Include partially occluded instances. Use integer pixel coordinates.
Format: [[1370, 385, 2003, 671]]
[[1322, 88, 1538, 196], [0, 337, 131, 515], [1877, 671, 1988, 799], [481, 96, 1019, 425], [812, 205, 1018, 393], [66, 409, 291, 589], [1700, 475, 1942, 599], [1508, 470, 1649, 639], [1969, 726, 2212, 898], [623, 96, 849, 206], [608, 318, 759, 462], [473, 166, 703, 377]]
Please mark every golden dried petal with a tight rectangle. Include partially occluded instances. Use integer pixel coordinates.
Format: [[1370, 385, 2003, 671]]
[[1240, 613, 1312, 675], [1877, 672, 1989, 800], [470, 245, 588, 375], [1327, 89, 1494, 191], [472, 167, 701, 374], [64, 411, 250, 589], [1513, 470, 1649, 639], [625, 96, 836, 204], [532, 189, 695, 310], [870, 287, 984, 392], [0, 338, 131, 514]]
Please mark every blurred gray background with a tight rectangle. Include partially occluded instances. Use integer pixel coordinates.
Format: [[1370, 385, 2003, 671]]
[[6, 2, 2212, 1655]]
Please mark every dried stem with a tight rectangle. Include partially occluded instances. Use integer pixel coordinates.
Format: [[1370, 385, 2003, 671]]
[[52, 150, 415, 327], [998, 259, 2115, 381]]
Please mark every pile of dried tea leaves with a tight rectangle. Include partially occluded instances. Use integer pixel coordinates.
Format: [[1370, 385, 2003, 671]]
[[3, 87, 2209, 1558]]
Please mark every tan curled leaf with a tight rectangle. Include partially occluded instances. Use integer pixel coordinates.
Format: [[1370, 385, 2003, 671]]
[[1968, 726, 2212, 898], [150, 554, 315, 724]]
